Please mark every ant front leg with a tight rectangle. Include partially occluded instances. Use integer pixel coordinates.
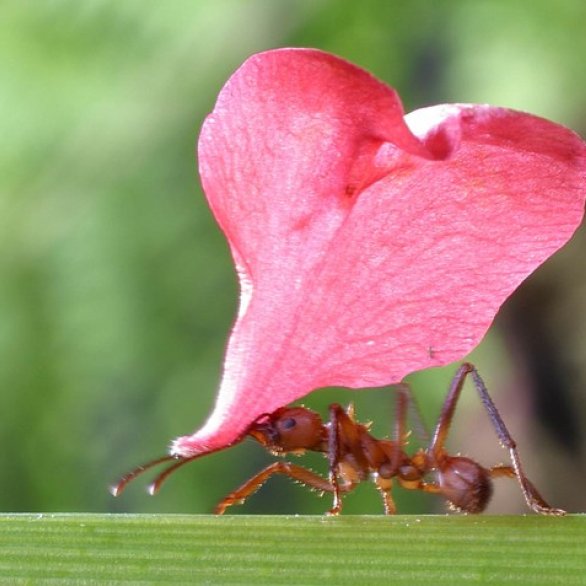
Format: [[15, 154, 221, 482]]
[[214, 461, 342, 514], [429, 363, 565, 515]]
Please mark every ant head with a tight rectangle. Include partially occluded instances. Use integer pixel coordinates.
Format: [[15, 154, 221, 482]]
[[436, 456, 493, 514], [111, 406, 326, 499], [248, 406, 324, 454]]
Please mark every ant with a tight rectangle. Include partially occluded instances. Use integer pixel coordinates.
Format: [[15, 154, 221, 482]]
[[112, 363, 565, 516]]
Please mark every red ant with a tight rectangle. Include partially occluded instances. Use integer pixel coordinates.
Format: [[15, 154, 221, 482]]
[[112, 363, 565, 515]]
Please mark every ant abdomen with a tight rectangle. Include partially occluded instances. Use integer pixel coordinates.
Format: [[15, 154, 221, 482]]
[[437, 456, 493, 513]]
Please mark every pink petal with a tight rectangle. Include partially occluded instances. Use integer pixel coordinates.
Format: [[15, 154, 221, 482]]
[[173, 48, 586, 456]]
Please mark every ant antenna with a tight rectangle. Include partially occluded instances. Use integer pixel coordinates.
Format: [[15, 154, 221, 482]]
[[110, 455, 177, 496], [111, 442, 243, 497], [147, 454, 203, 494], [110, 452, 218, 496]]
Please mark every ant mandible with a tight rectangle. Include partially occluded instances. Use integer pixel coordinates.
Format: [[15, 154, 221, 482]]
[[112, 363, 565, 516]]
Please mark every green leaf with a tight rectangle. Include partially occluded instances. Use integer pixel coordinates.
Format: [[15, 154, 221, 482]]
[[1, 514, 584, 584]]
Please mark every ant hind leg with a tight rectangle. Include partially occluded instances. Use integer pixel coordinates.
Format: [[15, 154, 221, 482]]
[[488, 464, 565, 516], [429, 363, 565, 516]]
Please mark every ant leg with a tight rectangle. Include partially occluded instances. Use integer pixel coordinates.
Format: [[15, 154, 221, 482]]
[[214, 461, 345, 515], [327, 405, 342, 515], [327, 404, 347, 515], [429, 362, 565, 516], [392, 383, 430, 445], [488, 465, 561, 513], [389, 382, 431, 452], [377, 385, 429, 507], [427, 363, 472, 459], [392, 385, 409, 444], [469, 367, 565, 515], [374, 476, 397, 515], [488, 465, 516, 480], [327, 403, 366, 515], [415, 481, 443, 497]]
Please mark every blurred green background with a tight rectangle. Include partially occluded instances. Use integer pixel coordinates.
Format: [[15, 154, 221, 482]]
[[1, 0, 585, 515]]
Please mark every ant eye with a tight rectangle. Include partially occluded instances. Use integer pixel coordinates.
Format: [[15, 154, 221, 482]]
[[280, 417, 297, 430]]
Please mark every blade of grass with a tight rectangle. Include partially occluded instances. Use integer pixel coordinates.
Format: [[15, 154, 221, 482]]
[[0, 514, 584, 584]]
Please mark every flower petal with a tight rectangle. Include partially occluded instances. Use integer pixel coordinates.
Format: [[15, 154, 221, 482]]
[[173, 48, 586, 456]]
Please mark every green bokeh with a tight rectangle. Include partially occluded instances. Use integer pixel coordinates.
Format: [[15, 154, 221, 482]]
[[1, 0, 584, 514]]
